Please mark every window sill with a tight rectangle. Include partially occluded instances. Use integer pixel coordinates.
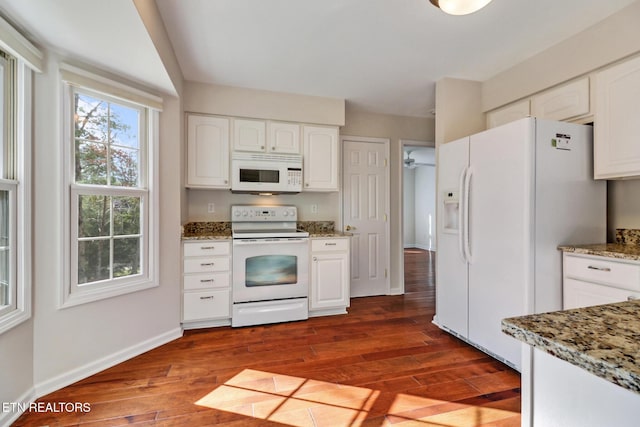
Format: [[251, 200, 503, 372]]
[[60, 278, 158, 309]]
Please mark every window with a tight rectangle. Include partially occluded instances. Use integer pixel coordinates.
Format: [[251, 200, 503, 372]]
[[0, 47, 32, 334], [63, 72, 159, 306]]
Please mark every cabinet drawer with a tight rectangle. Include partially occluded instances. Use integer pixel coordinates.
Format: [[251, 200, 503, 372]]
[[184, 272, 230, 290], [564, 255, 640, 291], [183, 241, 230, 257], [183, 289, 230, 321], [311, 238, 349, 252], [184, 256, 230, 274], [564, 278, 640, 310]]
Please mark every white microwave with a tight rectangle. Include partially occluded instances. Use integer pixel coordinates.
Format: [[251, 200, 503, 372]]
[[231, 152, 303, 194]]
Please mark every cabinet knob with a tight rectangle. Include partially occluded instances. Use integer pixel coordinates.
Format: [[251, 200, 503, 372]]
[[305, 183, 309, 187], [224, 180, 228, 184], [261, 146, 265, 150], [272, 146, 276, 150], [345, 225, 356, 231], [313, 257, 317, 261]]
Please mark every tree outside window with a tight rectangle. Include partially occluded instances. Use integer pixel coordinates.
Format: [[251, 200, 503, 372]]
[[72, 91, 146, 288]]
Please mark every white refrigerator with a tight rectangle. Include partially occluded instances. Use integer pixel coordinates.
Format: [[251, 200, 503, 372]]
[[434, 117, 606, 371]]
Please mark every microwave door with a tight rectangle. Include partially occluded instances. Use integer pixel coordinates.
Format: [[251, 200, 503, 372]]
[[239, 167, 280, 184]]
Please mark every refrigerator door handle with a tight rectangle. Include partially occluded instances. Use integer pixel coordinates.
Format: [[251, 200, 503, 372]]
[[463, 167, 473, 264], [458, 167, 467, 262]]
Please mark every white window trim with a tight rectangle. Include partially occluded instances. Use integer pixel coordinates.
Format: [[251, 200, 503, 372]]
[[0, 59, 32, 335], [61, 70, 160, 308]]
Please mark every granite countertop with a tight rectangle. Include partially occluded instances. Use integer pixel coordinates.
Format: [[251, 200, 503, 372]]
[[559, 243, 640, 261], [181, 220, 348, 240], [502, 300, 640, 394], [310, 232, 352, 238], [559, 228, 640, 261]]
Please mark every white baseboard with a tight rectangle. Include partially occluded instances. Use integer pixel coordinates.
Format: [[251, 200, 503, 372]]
[[0, 386, 36, 427], [34, 327, 183, 398]]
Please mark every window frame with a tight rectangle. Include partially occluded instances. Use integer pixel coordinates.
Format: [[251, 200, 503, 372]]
[[62, 72, 160, 308], [0, 51, 32, 335]]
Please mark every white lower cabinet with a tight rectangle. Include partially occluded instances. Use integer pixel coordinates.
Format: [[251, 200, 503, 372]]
[[563, 253, 640, 309], [182, 240, 232, 328], [309, 237, 350, 316]]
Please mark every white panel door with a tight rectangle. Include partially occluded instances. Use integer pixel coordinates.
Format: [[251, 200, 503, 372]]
[[467, 118, 533, 370], [342, 140, 389, 297], [435, 137, 469, 338], [186, 115, 230, 188]]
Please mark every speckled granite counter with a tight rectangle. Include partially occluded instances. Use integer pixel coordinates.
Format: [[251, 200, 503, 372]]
[[181, 221, 348, 240], [181, 222, 232, 240], [559, 228, 640, 261], [502, 299, 640, 394]]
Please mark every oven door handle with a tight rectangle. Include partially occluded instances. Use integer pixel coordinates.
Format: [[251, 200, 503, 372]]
[[233, 238, 309, 245]]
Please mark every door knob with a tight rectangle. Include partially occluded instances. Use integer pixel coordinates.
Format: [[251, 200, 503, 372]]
[[345, 225, 356, 231]]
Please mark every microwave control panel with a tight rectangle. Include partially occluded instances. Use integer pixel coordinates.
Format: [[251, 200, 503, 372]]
[[287, 168, 302, 187]]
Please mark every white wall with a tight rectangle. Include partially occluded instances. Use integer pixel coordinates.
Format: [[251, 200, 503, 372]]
[[31, 52, 183, 395], [184, 81, 345, 126], [188, 190, 340, 223], [414, 165, 436, 251], [403, 164, 436, 251], [403, 168, 416, 246]]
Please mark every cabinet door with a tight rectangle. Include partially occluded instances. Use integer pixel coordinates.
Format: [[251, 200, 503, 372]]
[[186, 115, 230, 188], [594, 56, 640, 179], [233, 119, 266, 152], [268, 122, 300, 154], [303, 126, 339, 191], [486, 99, 530, 129], [531, 77, 590, 121], [310, 252, 349, 310]]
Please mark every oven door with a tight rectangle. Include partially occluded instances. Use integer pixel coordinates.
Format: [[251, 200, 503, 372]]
[[232, 238, 309, 303]]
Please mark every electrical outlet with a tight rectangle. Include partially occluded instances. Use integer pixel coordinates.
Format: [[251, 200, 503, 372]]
[[207, 203, 215, 213], [311, 204, 318, 214]]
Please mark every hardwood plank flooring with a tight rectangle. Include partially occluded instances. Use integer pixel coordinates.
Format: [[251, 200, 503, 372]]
[[13, 248, 520, 426]]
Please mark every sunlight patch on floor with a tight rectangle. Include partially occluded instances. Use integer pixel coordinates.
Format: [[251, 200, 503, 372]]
[[195, 369, 518, 426]]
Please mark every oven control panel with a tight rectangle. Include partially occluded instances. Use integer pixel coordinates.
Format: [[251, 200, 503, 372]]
[[231, 205, 298, 221]]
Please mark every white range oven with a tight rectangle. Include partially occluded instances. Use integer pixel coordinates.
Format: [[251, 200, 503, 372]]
[[231, 205, 309, 327]]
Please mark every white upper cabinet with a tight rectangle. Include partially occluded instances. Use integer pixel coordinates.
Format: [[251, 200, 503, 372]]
[[186, 114, 230, 188], [303, 125, 339, 191], [233, 118, 267, 152], [486, 99, 530, 129], [233, 119, 301, 154], [268, 121, 301, 154], [594, 56, 640, 179], [531, 77, 590, 121]]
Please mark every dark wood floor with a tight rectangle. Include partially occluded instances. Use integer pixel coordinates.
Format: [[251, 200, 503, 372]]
[[14, 249, 520, 426]]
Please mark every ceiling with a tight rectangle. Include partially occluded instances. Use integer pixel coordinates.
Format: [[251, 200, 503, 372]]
[[0, 0, 637, 118]]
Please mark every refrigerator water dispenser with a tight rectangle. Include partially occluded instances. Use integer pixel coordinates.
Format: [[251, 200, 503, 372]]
[[442, 190, 459, 234]]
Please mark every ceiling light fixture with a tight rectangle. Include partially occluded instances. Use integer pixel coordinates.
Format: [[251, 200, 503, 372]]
[[429, 0, 493, 15]]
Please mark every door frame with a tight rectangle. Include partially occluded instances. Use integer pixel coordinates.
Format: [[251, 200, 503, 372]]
[[400, 139, 435, 293], [340, 135, 391, 295]]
